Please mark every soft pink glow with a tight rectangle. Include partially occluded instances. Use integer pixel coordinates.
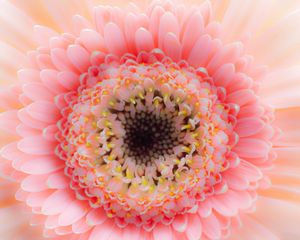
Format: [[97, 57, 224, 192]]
[[0, 0, 300, 240]]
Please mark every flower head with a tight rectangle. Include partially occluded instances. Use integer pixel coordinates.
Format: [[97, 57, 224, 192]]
[[0, 0, 300, 239]]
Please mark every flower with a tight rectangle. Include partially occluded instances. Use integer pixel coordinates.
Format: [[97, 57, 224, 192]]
[[0, 0, 300, 239]]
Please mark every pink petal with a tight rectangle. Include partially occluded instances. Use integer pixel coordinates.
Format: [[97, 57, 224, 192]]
[[199, 1, 212, 24], [23, 83, 54, 101], [51, 48, 78, 72], [186, 214, 202, 240], [158, 12, 179, 48], [235, 117, 265, 137], [261, 66, 300, 109], [67, 44, 90, 73], [89, 220, 116, 240], [86, 208, 107, 226], [182, 12, 204, 58], [1, 141, 26, 162], [234, 138, 270, 158], [135, 27, 154, 52], [274, 108, 300, 146], [57, 71, 79, 91], [207, 42, 244, 74], [211, 195, 237, 217], [0, 161, 14, 177], [107, 227, 124, 240], [212, 63, 235, 87], [42, 124, 58, 141], [231, 214, 280, 240], [40, 69, 67, 94], [149, 5, 165, 45], [188, 35, 221, 68], [26, 191, 52, 208], [42, 189, 74, 215], [153, 223, 172, 240], [21, 155, 63, 174], [124, 13, 139, 53], [239, 160, 263, 182], [21, 174, 48, 192], [36, 53, 56, 69], [205, 21, 221, 38], [18, 136, 55, 155], [230, 190, 253, 210], [252, 197, 300, 238], [201, 214, 221, 240], [223, 168, 249, 191], [122, 224, 141, 240], [26, 101, 60, 123], [163, 32, 181, 62], [238, 103, 264, 118], [172, 214, 188, 232], [198, 200, 212, 218], [18, 69, 40, 84], [47, 172, 69, 189], [227, 73, 253, 94], [79, 29, 106, 53], [0, 110, 20, 134], [54, 225, 72, 235], [127, 13, 149, 53], [94, 6, 112, 34], [104, 22, 127, 56], [212, 190, 252, 216], [72, 15, 92, 35], [45, 215, 59, 229], [18, 109, 48, 129], [58, 200, 87, 226], [30, 214, 46, 226], [72, 217, 91, 234], [226, 89, 256, 107], [0, 86, 22, 110]]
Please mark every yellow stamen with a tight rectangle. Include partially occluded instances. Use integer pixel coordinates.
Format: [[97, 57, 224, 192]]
[[192, 133, 199, 138], [102, 90, 109, 95], [116, 165, 122, 173], [186, 159, 193, 165], [163, 93, 169, 102], [126, 169, 134, 179], [154, 99, 161, 107], [181, 124, 191, 130], [148, 87, 153, 93], [129, 97, 136, 105], [158, 177, 165, 184], [149, 184, 155, 193], [109, 100, 115, 107], [92, 121, 97, 128], [182, 146, 191, 153], [138, 92, 145, 99], [174, 159, 181, 164], [107, 154, 115, 161], [101, 111, 108, 117], [178, 110, 187, 116], [105, 130, 114, 137], [107, 143, 115, 149], [141, 177, 148, 186], [104, 120, 112, 128]]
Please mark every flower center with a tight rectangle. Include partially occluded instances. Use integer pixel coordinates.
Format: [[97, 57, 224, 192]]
[[57, 50, 233, 230], [122, 109, 178, 165]]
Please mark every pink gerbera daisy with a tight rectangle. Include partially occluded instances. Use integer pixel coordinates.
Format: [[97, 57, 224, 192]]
[[0, 0, 300, 239]]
